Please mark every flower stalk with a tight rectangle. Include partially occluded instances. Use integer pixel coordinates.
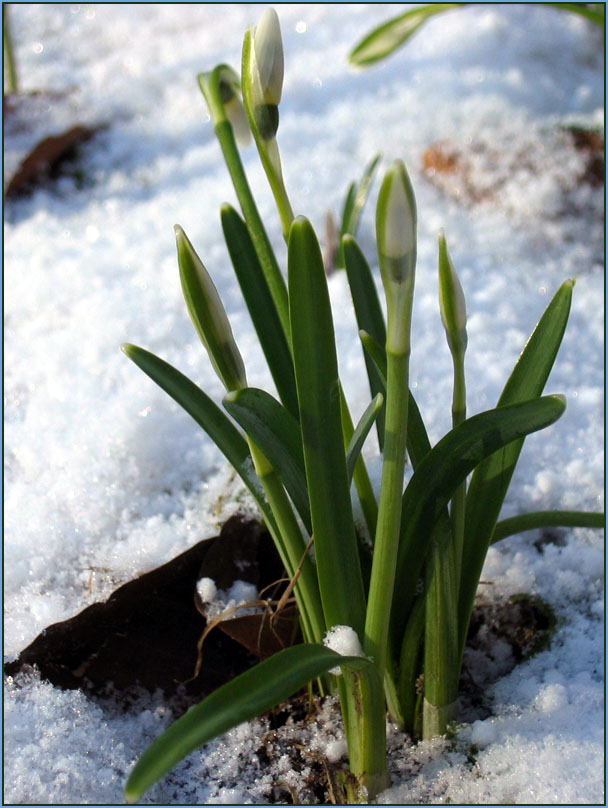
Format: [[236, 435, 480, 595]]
[[198, 66, 291, 342], [438, 231, 467, 569], [364, 160, 416, 680], [423, 233, 468, 738]]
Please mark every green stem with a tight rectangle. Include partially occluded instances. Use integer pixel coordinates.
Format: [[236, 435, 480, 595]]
[[422, 350, 465, 739], [213, 118, 290, 341], [450, 350, 466, 573], [258, 136, 294, 239], [422, 518, 459, 739], [198, 71, 290, 342], [338, 668, 390, 801], [364, 348, 410, 679]]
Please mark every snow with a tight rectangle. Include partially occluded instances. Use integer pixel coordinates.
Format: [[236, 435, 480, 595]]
[[197, 577, 218, 604], [202, 579, 260, 621], [323, 625, 366, 675], [3, 3, 604, 805]]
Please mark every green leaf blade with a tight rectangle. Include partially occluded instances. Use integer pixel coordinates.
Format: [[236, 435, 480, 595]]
[[392, 394, 567, 642], [121, 344, 272, 525], [341, 153, 382, 239], [349, 4, 464, 67], [175, 226, 246, 392], [346, 394, 384, 483], [491, 509, 605, 544], [288, 216, 367, 635], [125, 645, 371, 803], [459, 280, 574, 650], [343, 237, 387, 448], [221, 204, 299, 418]]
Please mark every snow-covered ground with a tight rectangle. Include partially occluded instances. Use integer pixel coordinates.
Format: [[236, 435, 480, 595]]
[[3, 3, 604, 804]]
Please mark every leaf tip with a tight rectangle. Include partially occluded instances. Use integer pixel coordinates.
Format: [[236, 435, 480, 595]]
[[123, 782, 139, 804], [553, 392, 567, 410]]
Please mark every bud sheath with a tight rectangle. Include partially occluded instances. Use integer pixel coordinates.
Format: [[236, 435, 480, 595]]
[[175, 225, 247, 392], [438, 232, 467, 359]]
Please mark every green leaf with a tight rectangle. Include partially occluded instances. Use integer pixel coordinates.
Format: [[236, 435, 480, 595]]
[[391, 394, 567, 642], [349, 4, 465, 67], [491, 509, 605, 544], [340, 182, 357, 242], [346, 394, 384, 483], [459, 280, 574, 652], [288, 216, 367, 634], [221, 204, 298, 418], [121, 344, 273, 527], [343, 239, 387, 345], [396, 593, 425, 733], [343, 237, 387, 448], [125, 644, 371, 803], [360, 330, 387, 387], [340, 153, 382, 240], [223, 386, 311, 533], [348, 3, 602, 70]]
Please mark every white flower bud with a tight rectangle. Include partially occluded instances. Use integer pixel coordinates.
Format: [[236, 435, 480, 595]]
[[380, 162, 416, 264], [376, 160, 417, 354], [438, 232, 468, 356], [253, 7, 284, 106]]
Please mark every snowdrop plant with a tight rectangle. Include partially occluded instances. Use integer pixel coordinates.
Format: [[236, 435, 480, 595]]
[[123, 8, 603, 803]]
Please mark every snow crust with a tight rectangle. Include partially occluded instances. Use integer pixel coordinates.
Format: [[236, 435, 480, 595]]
[[4, 3, 604, 805]]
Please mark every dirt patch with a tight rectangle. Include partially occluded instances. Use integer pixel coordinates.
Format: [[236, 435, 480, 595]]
[[459, 593, 557, 722], [3, 91, 103, 198], [422, 124, 604, 214]]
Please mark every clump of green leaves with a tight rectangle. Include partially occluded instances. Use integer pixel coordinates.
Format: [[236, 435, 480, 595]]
[[123, 8, 603, 803], [349, 3, 605, 68]]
